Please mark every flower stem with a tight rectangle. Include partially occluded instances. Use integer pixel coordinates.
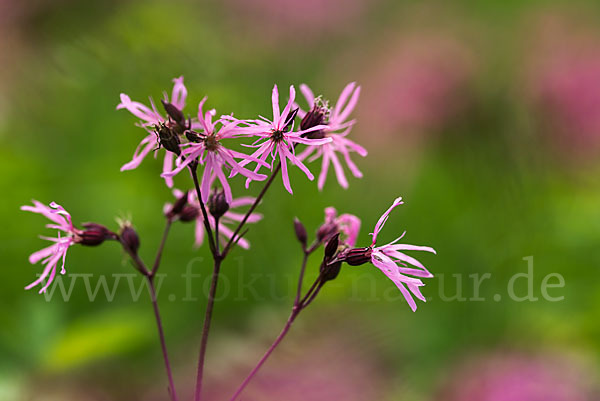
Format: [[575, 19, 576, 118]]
[[147, 275, 179, 401], [294, 252, 309, 307], [120, 239, 178, 401], [194, 165, 281, 400], [221, 163, 282, 257], [194, 256, 222, 401], [229, 257, 323, 400], [189, 165, 218, 257], [229, 309, 299, 401], [151, 219, 172, 276], [300, 280, 324, 309]]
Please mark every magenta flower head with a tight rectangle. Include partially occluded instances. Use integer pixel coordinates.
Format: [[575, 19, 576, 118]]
[[117, 76, 188, 187], [341, 197, 435, 311], [162, 97, 268, 203], [296, 82, 367, 190], [168, 189, 262, 249], [236, 85, 331, 194], [21, 201, 116, 293], [21, 201, 76, 293]]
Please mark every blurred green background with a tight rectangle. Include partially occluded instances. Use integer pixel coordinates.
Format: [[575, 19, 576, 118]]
[[1, 0, 600, 400]]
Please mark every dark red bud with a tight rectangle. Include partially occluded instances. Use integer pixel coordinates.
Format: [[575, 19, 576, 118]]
[[120, 225, 140, 254], [78, 223, 115, 246], [324, 232, 340, 260], [320, 260, 342, 282], [179, 205, 200, 222], [343, 247, 373, 266], [208, 189, 229, 219], [293, 217, 307, 247], [166, 191, 189, 219]]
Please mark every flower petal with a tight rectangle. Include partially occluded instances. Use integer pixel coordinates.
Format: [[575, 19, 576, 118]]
[[371, 197, 404, 246], [170, 76, 187, 110]]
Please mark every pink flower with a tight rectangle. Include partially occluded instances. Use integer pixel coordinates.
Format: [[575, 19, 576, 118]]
[[117, 76, 188, 187], [237, 85, 331, 194], [21, 201, 78, 293], [296, 83, 367, 190], [343, 197, 435, 311], [321, 207, 361, 248], [369, 197, 435, 311], [162, 98, 268, 204], [171, 189, 263, 250]]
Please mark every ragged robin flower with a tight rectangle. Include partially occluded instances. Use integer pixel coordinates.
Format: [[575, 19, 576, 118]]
[[340, 197, 435, 311], [21, 201, 114, 293], [117, 76, 189, 187], [296, 82, 367, 190], [162, 97, 268, 203], [234, 84, 331, 194]]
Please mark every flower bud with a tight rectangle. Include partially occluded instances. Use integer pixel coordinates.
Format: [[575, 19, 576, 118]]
[[320, 260, 342, 282], [161, 99, 186, 127], [155, 123, 181, 155], [208, 189, 229, 219], [165, 191, 189, 219], [120, 224, 140, 254], [324, 232, 340, 260], [77, 223, 115, 246], [341, 247, 372, 266], [293, 217, 308, 247], [179, 205, 200, 222]]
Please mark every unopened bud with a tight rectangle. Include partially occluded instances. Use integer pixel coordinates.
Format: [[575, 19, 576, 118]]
[[342, 247, 372, 266], [324, 232, 340, 260], [166, 191, 188, 219], [179, 205, 200, 222], [320, 260, 342, 282], [293, 217, 307, 247], [77, 223, 115, 246], [156, 123, 181, 155], [120, 224, 140, 254], [161, 99, 186, 127], [208, 189, 229, 219]]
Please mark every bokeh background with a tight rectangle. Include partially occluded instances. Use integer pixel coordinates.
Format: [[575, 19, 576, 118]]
[[1, 0, 600, 400]]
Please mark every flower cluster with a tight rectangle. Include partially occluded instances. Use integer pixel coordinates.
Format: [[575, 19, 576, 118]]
[[116, 79, 366, 196], [22, 76, 437, 401], [23, 77, 436, 311]]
